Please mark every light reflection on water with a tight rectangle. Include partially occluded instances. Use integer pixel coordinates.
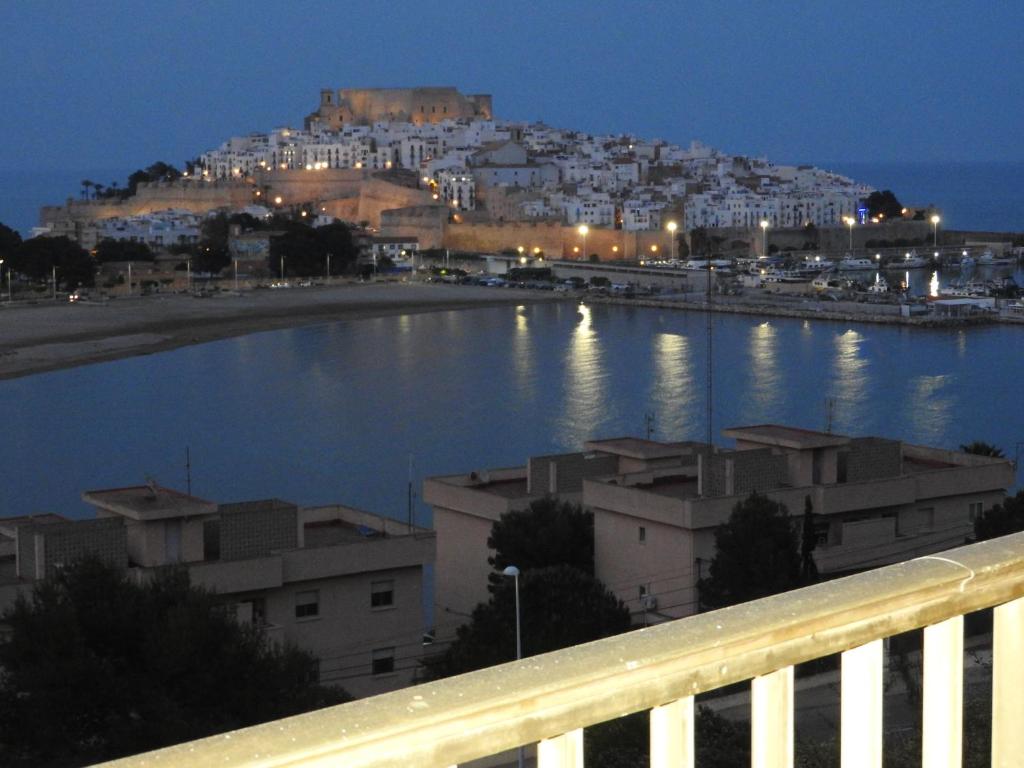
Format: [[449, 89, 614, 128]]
[[1, 302, 1022, 519], [557, 303, 607, 449], [746, 322, 781, 418], [829, 329, 869, 434], [650, 332, 694, 438]]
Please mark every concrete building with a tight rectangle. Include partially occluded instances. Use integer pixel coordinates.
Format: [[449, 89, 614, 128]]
[[0, 485, 435, 698], [424, 426, 1013, 628]]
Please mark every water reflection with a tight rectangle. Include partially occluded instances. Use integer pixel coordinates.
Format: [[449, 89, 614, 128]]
[[906, 375, 952, 446], [746, 322, 781, 417], [512, 306, 535, 399], [650, 332, 694, 438], [929, 271, 940, 298], [830, 329, 869, 432], [557, 303, 607, 448]]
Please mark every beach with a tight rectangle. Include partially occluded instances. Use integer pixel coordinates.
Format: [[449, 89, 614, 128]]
[[0, 282, 559, 380]]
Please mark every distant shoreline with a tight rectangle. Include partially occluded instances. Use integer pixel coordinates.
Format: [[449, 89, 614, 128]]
[[0, 282, 560, 381]]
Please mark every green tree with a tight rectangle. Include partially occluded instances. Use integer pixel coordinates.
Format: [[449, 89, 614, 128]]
[[487, 497, 593, 592], [800, 495, 819, 581], [424, 565, 630, 679], [10, 236, 94, 288], [864, 190, 904, 220], [0, 557, 344, 766], [698, 492, 803, 610], [269, 220, 361, 278], [0, 221, 22, 261], [973, 491, 1024, 542], [959, 441, 1005, 458], [94, 238, 154, 263]]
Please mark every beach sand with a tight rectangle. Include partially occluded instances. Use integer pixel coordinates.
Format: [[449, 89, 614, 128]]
[[0, 282, 561, 380]]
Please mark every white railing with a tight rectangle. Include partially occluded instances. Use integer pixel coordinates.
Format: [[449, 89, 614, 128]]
[[101, 533, 1024, 767]]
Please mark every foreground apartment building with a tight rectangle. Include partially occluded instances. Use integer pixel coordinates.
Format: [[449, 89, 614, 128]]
[[424, 424, 1014, 627], [0, 486, 435, 699]]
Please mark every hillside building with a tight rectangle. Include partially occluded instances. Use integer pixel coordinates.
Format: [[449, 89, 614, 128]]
[[424, 425, 1013, 629], [0, 486, 435, 698]]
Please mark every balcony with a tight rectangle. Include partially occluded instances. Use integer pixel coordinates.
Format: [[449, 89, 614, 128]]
[[102, 533, 1024, 767]]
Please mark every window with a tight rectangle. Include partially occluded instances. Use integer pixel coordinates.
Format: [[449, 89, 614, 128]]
[[372, 647, 395, 675], [371, 580, 394, 608], [295, 590, 319, 619], [638, 526, 646, 544], [969, 502, 983, 522]]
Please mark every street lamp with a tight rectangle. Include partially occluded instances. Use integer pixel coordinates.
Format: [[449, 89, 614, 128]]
[[666, 220, 678, 262], [931, 214, 941, 247], [578, 224, 589, 260], [280, 255, 285, 281], [844, 216, 855, 250], [503, 565, 523, 768], [759, 219, 769, 256]]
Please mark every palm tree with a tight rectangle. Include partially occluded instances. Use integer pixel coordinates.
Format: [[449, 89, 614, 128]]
[[960, 441, 1005, 458]]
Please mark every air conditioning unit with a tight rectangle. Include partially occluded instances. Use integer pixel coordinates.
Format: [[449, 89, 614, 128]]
[[641, 595, 658, 611]]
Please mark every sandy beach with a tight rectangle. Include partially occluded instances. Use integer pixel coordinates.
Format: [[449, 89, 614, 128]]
[[0, 282, 562, 380]]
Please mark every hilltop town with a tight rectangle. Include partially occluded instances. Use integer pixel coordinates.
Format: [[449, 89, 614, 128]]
[[38, 85, 884, 258]]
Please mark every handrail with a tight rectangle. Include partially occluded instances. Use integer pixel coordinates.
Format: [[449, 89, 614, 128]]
[[100, 533, 1024, 767]]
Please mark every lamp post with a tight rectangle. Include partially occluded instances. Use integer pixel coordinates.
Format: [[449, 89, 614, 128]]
[[759, 219, 769, 257], [931, 214, 941, 248], [666, 220, 678, 262], [844, 216, 855, 250], [280, 255, 285, 281], [578, 224, 589, 261], [503, 565, 523, 768]]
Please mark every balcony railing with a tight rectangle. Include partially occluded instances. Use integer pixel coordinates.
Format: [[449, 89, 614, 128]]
[[102, 533, 1024, 767]]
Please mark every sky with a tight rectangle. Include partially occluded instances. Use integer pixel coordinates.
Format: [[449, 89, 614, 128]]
[[1, 0, 1022, 174]]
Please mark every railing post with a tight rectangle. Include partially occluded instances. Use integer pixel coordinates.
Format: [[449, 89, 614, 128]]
[[993, 597, 1024, 766], [923, 616, 963, 768], [538, 728, 583, 768], [751, 666, 793, 768], [841, 639, 883, 768], [650, 697, 695, 768]]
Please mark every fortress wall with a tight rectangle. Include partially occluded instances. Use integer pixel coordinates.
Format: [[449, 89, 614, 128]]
[[337, 87, 487, 126], [380, 206, 448, 250], [356, 177, 434, 228], [40, 181, 253, 226], [256, 169, 365, 208]]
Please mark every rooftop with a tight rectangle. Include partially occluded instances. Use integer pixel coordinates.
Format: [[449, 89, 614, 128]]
[[82, 484, 218, 521], [722, 424, 851, 450], [584, 437, 703, 461]]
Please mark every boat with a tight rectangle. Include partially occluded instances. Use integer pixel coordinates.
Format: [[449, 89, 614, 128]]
[[762, 268, 811, 284], [979, 249, 1014, 266], [938, 280, 992, 298], [867, 277, 890, 294], [801, 255, 835, 272], [886, 250, 930, 269], [812, 274, 850, 291], [837, 256, 877, 271], [959, 254, 976, 269]]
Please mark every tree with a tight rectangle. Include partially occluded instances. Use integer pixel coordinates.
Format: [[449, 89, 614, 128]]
[[973, 491, 1024, 542], [94, 238, 153, 263], [10, 236, 94, 288], [959, 441, 1005, 458], [0, 221, 22, 260], [424, 565, 630, 679], [800, 495, 819, 581], [698, 492, 803, 610], [0, 557, 344, 766], [269, 220, 361, 278], [487, 497, 593, 592], [864, 190, 904, 220]]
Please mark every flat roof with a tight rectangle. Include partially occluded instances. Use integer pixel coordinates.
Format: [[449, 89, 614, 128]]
[[82, 485, 218, 521], [722, 424, 851, 450], [0, 513, 68, 538], [585, 437, 703, 461]]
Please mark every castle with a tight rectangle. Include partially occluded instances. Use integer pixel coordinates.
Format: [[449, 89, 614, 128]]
[[305, 86, 492, 131]]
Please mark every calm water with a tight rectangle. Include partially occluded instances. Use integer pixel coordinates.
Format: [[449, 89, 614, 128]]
[[2, 303, 1021, 520]]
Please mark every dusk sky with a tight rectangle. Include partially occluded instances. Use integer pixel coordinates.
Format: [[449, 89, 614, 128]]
[[2, 0, 1023, 173]]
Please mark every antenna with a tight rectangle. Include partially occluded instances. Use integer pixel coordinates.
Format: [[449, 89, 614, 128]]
[[706, 261, 714, 454], [144, 475, 159, 499], [644, 411, 655, 440], [407, 453, 415, 532], [825, 398, 836, 434], [185, 446, 192, 496]]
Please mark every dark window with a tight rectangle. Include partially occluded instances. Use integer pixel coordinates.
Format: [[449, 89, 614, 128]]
[[372, 647, 395, 675], [638, 526, 646, 544], [295, 590, 319, 619], [837, 451, 849, 484]]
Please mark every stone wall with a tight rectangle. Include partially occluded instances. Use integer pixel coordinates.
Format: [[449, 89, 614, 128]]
[[218, 500, 298, 561], [731, 449, 788, 496]]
